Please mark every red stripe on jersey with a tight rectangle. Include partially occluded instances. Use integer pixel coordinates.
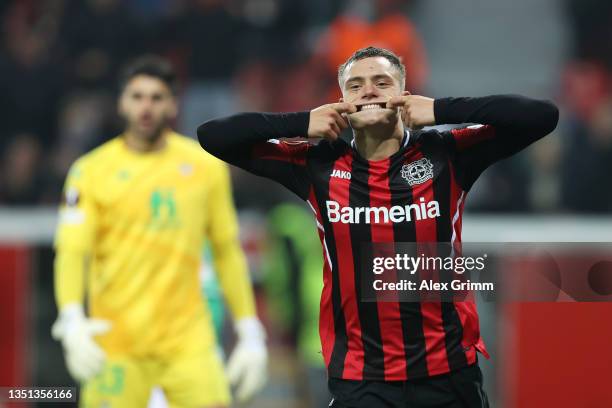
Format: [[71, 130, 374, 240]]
[[451, 125, 495, 151], [308, 187, 335, 368], [410, 151, 450, 376], [252, 139, 308, 165], [367, 159, 407, 381], [328, 154, 365, 378]]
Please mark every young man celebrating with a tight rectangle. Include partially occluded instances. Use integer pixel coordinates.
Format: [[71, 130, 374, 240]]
[[52, 56, 267, 408], [198, 47, 558, 407]]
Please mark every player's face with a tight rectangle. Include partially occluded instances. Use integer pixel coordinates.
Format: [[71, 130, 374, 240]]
[[340, 57, 403, 130], [119, 75, 177, 141]]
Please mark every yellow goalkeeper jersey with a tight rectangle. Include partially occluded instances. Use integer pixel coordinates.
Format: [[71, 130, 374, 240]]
[[54, 131, 252, 357]]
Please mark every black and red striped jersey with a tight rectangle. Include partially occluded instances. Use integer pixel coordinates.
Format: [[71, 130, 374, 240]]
[[198, 95, 559, 381]]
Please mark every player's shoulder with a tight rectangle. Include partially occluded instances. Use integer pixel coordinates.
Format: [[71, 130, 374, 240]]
[[309, 136, 351, 161], [411, 127, 446, 141], [69, 137, 123, 175], [168, 132, 202, 153], [168, 132, 227, 169], [409, 127, 457, 149]]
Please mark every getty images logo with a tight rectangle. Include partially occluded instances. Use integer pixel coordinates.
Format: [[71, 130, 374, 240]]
[[326, 197, 441, 224]]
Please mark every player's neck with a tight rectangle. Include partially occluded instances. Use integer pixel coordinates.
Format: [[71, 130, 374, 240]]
[[124, 129, 168, 153], [353, 123, 405, 161]]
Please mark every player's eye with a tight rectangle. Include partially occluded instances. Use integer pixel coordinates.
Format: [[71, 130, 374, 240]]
[[152, 94, 163, 101], [132, 93, 142, 100], [348, 84, 361, 91]]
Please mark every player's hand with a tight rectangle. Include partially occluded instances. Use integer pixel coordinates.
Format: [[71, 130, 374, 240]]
[[51, 304, 111, 382], [308, 102, 357, 140], [386, 93, 435, 129], [227, 317, 268, 403]]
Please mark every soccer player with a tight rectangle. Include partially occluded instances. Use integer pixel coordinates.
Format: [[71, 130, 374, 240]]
[[197, 47, 559, 407], [51, 56, 267, 408]]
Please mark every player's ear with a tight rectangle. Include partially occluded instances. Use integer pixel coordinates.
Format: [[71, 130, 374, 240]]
[[402, 91, 411, 96], [339, 97, 344, 102]]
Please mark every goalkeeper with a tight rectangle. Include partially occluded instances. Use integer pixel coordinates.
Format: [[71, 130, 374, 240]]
[[52, 55, 267, 408]]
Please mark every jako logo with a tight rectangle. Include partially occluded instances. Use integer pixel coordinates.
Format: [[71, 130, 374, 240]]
[[331, 169, 351, 180], [326, 198, 440, 224]]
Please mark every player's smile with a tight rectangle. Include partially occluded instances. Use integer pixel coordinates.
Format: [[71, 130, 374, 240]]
[[349, 101, 398, 126], [355, 102, 388, 112]]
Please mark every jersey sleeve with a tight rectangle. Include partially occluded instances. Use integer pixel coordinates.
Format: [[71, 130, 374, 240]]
[[245, 138, 312, 199], [53, 159, 99, 309], [436, 95, 559, 190], [205, 160, 256, 320], [54, 250, 86, 309], [198, 112, 312, 200], [54, 159, 99, 253]]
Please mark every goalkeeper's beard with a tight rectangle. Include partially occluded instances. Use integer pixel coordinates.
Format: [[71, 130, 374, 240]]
[[128, 120, 168, 146]]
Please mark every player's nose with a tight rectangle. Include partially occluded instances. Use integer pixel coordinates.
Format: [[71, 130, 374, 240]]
[[139, 96, 155, 109], [139, 105, 154, 117], [361, 83, 380, 99]]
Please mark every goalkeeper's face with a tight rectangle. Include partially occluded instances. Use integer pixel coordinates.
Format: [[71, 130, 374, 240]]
[[119, 75, 177, 141]]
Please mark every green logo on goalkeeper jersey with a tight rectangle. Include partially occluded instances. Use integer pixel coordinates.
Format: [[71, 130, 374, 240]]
[[150, 188, 180, 228], [97, 364, 125, 395]]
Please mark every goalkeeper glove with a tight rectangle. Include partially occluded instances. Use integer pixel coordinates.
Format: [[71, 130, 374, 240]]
[[226, 317, 268, 402], [51, 304, 111, 382]]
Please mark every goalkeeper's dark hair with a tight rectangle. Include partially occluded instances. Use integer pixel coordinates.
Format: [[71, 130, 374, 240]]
[[119, 55, 178, 94], [338, 46, 406, 86]]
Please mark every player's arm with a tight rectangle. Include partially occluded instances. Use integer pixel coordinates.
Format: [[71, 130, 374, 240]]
[[206, 162, 256, 320], [434, 94, 559, 154], [389, 94, 559, 190], [197, 103, 355, 199], [434, 94, 559, 189], [52, 161, 110, 382], [205, 161, 267, 402]]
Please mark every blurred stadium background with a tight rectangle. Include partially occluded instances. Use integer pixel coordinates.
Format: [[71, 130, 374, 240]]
[[1, 0, 611, 407]]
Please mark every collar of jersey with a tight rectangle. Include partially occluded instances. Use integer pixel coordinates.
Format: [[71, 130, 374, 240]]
[[119, 132, 173, 157], [349, 129, 411, 164]]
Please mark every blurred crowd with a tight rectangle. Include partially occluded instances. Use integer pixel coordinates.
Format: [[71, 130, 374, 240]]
[[0, 0, 611, 212]]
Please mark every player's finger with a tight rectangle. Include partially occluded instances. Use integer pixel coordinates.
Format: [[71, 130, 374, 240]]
[[331, 102, 357, 114], [329, 128, 341, 139], [330, 121, 342, 136], [330, 111, 349, 129], [401, 108, 410, 125], [386, 96, 407, 109], [405, 116, 423, 130], [405, 114, 420, 130]]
